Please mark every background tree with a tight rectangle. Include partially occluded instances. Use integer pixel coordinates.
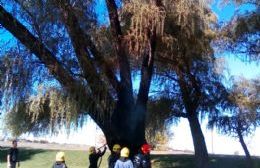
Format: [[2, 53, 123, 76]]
[[208, 77, 260, 168], [148, 1, 229, 167], [145, 97, 174, 149], [217, 0, 260, 61]]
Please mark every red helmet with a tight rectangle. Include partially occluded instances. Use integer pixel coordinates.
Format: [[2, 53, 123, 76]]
[[141, 144, 151, 154]]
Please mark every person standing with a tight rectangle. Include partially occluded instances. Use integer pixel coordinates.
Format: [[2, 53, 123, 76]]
[[114, 147, 133, 168], [52, 151, 68, 168], [7, 140, 20, 168], [89, 145, 107, 168], [108, 144, 121, 168], [133, 144, 151, 168]]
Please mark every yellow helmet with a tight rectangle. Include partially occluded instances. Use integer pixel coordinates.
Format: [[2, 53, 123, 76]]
[[120, 147, 130, 157], [113, 144, 121, 152], [56, 152, 65, 162], [89, 146, 96, 154]]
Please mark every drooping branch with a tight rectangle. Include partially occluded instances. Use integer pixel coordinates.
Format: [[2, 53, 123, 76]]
[[0, 5, 111, 129], [0, 5, 74, 89]]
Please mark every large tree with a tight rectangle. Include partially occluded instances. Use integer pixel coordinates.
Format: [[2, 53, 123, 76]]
[[0, 0, 209, 153], [0, 0, 161, 153], [0, 0, 234, 165], [147, 1, 230, 167]]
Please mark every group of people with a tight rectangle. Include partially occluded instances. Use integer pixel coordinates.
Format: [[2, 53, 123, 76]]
[[52, 143, 152, 168], [6, 140, 151, 168], [89, 143, 151, 168]]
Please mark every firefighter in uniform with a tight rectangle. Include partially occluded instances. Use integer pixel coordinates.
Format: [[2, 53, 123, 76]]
[[133, 144, 151, 168]]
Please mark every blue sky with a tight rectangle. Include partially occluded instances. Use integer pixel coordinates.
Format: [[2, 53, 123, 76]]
[[0, 0, 259, 155]]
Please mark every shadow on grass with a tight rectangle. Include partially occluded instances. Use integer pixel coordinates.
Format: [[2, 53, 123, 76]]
[[151, 154, 260, 168], [0, 147, 46, 164], [151, 154, 195, 168]]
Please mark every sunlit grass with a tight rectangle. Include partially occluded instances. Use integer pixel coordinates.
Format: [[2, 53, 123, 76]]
[[0, 148, 260, 168]]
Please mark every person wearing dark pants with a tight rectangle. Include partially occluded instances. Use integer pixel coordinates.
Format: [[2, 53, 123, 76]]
[[89, 146, 107, 168], [7, 140, 20, 168], [133, 144, 151, 168], [108, 144, 121, 168]]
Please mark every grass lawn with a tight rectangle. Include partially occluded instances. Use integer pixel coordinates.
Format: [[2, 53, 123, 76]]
[[0, 147, 260, 168]]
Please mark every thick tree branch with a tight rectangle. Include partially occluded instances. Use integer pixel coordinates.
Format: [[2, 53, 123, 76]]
[[136, 0, 164, 105], [136, 29, 156, 106], [0, 5, 74, 88], [176, 70, 194, 116], [13, 0, 44, 41], [136, 0, 164, 110], [0, 5, 111, 128], [57, 0, 120, 94], [105, 0, 133, 98]]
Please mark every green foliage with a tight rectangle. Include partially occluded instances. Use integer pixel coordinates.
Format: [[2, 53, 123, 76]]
[[0, 0, 222, 136], [217, 0, 260, 61], [146, 97, 174, 147], [4, 87, 85, 136], [208, 77, 260, 138]]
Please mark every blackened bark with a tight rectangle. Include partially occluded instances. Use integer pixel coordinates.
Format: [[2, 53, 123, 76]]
[[105, 0, 134, 103], [176, 66, 209, 168], [237, 125, 253, 168], [104, 103, 146, 157], [188, 115, 209, 168]]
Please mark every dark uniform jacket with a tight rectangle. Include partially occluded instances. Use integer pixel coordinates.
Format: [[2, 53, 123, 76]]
[[133, 153, 151, 168], [108, 153, 120, 168], [89, 148, 107, 168], [8, 148, 19, 164]]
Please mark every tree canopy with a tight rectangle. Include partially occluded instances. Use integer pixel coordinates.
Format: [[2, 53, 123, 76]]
[[0, 0, 259, 167]]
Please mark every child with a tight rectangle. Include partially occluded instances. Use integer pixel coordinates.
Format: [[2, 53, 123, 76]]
[[114, 147, 133, 168], [53, 152, 68, 168]]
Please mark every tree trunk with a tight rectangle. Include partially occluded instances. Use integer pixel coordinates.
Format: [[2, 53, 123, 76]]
[[188, 115, 209, 168], [100, 94, 146, 157], [237, 127, 253, 168]]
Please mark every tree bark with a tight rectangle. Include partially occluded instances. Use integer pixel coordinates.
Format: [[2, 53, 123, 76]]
[[188, 114, 209, 168], [237, 126, 253, 168], [104, 102, 147, 157], [176, 69, 209, 168]]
